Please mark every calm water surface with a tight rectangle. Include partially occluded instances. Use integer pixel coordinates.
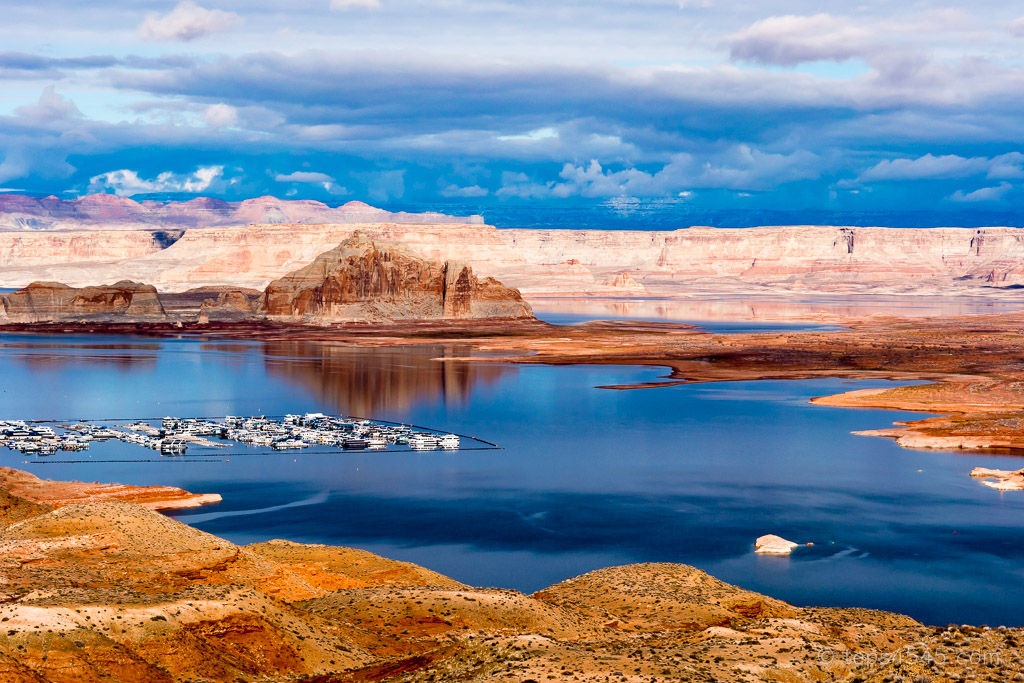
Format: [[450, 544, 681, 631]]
[[530, 296, 1024, 331], [1, 332, 1023, 626]]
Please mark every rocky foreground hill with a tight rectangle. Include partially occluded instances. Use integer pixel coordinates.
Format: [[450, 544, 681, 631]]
[[0, 234, 533, 324], [0, 468, 1018, 683], [3, 195, 1024, 296]]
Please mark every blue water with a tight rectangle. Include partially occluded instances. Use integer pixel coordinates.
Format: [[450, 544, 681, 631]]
[[1, 333, 1023, 626]]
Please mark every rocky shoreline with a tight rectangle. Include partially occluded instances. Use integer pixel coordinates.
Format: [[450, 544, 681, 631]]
[[0, 466, 1020, 682]]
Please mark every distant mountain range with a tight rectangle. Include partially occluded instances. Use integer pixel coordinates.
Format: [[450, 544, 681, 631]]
[[0, 194, 484, 231]]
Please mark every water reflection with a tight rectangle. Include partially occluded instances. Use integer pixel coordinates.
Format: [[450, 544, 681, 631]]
[[261, 341, 513, 416]]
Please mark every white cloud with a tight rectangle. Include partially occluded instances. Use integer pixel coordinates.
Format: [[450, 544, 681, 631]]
[[728, 14, 872, 66], [497, 127, 559, 142], [88, 165, 225, 196], [497, 147, 822, 199], [858, 153, 1024, 182], [860, 154, 987, 181], [987, 153, 1024, 179], [440, 184, 488, 198], [1010, 17, 1024, 37], [15, 86, 80, 123], [275, 170, 346, 194], [275, 171, 335, 184], [203, 103, 238, 128], [948, 182, 1012, 202], [330, 0, 381, 10], [139, 1, 241, 42]]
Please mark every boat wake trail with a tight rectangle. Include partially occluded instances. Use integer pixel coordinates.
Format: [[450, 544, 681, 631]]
[[176, 491, 331, 524]]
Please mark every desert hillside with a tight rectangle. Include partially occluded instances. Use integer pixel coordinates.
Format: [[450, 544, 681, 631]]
[[0, 468, 1018, 682]]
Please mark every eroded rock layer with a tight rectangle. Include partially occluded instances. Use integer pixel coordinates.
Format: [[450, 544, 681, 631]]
[[1, 280, 165, 322], [259, 233, 532, 322], [8, 220, 1024, 296], [0, 467, 1017, 683]]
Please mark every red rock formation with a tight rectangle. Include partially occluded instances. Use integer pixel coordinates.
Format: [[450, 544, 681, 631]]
[[260, 233, 532, 322], [199, 290, 258, 322], [442, 262, 473, 318], [1, 280, 165, 322]]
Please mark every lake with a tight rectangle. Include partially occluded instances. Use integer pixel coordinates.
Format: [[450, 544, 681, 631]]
[[1, 331, 1023, 627]]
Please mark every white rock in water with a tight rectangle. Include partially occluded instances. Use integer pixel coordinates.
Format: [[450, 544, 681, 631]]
[[755, 534, 800, 554]]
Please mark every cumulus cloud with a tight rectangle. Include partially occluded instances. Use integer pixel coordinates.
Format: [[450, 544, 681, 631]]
[[729, 14, 872, 65], [139, 1, 241, 42], [497, 147, 823, 199], [948, 182, 1012, 203], [88, 165, 225, 196], [275, 171, 335, 184], [275, 170, 346, 193], [15, 86, 81, 123], [440, 183, 488, 198], [203, 103, 238, 128], [330, 0, 381, 10], [859, 154, 989, 182], [858, 153, 1024, 182]]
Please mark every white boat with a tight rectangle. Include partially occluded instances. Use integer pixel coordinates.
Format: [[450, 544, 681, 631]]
[[439, 434, 460, 449], [160, 439, 188, 454], [408, 434, 439, 450]]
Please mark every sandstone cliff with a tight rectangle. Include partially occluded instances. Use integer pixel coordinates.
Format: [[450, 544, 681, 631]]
[[1, 280, 166, 323], [260, 233, 532, 322], [5, 195, 1024, 296], [8, 220, 1024, 296]]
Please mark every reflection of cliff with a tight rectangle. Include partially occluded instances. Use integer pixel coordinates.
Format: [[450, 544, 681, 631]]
[[262, 342, 512, 416], [3, 343, 159, 371]]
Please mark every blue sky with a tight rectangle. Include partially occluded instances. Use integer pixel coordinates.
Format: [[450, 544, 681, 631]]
[[2, 0, 1024, 214]]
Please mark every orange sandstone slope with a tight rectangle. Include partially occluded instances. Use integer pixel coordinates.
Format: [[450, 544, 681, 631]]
[[0, 466, 221, 509], [0, 468, 1020, 683]]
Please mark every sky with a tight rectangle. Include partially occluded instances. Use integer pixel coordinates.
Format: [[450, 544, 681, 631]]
[[2, 0, 1024, 216]]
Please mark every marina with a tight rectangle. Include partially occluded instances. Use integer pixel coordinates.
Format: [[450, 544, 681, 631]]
[[1, 413, 483, 458]]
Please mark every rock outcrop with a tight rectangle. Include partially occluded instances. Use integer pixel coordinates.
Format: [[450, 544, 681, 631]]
[[606, 271, 647, 293], [198, 289, 258, 322], [260, 233, 532, 322], [970, 467, 1024, 491], [1, 280, 166, 322], [754, 534, 801, 554], [0, 467, 220, 510]]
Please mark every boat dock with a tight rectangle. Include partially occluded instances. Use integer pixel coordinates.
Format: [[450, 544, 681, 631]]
[[1, 413, 482, 458]]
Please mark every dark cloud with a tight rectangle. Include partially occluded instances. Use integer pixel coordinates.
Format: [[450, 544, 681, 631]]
[[0, 4, 1023, 211]]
